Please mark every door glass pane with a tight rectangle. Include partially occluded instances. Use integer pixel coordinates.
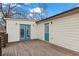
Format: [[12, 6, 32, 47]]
[[20, 25, 25, 38], [45, 23, 49, 33], [45, 23, 49, 41], [21, 29, 24, 37], [27, 25, 30, 38]]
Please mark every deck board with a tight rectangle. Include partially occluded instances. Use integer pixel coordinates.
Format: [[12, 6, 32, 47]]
[[2, 39, 79, 56]]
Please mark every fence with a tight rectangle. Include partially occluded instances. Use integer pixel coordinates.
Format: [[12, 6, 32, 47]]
[[0, 36, 2, 56], [0, 32, 8, 47], [0, 32, 8, 56]]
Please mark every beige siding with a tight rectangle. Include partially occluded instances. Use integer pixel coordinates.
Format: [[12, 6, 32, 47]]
[[6, 12, 79, 52], [37, 12, 79, 52], [52, 13, 79, 52], [37, 23, 44, 40], [37, 20, 53, 42], [6, 19, 37, 42]]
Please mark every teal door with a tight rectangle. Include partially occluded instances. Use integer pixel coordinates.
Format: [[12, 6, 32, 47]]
[[20, 24, 31, 40], [44, 23, 49, 41]]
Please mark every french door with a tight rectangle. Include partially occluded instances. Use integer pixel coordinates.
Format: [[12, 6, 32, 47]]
[[20, 24, 31, 40]]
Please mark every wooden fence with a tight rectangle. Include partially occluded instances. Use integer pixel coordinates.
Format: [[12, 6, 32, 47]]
[[0, 32, 8, 56], [0, 36, 2, 56], [0, 32, 8, 47]]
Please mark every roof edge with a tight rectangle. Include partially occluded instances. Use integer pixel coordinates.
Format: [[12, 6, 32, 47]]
[[36, 7, 79, 23]]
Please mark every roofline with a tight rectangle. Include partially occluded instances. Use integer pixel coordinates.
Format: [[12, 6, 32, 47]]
[[5, 18, 38, 21], [36, 7, 79, 23]]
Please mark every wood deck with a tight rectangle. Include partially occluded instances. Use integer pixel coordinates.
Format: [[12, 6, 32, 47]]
[[2, 39, 79, 56]]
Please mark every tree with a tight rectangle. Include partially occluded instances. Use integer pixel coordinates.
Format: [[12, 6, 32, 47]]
[[2, 3, 26, 18], [0, 3, 27, 31], [28, 3, 47, 20]]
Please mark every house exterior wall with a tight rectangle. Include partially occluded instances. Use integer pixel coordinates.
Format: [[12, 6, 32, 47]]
[[0, 12, 5, 32], [52, 13, 79, 52], [36, 20, 53, 43], [6, 11, 79, 52], [6, 19, 37, 42], [37, 12, 79, 52], [0, 12, 3, 17]]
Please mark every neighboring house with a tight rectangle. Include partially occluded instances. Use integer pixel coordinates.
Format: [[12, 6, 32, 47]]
[[0, 25, 5, 32], [0, 9, 5, 32], [6, 7, 79, 52]]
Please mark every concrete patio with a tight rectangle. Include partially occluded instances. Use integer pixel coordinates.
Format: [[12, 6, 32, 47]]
[[2, 39, 79, 56]]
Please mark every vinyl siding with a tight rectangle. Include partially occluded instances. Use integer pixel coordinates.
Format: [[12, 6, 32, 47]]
[[37, 12, 79, 52], [52, 13, 79, 52], [6, 19, 37, 42], [6, 12, 79, 52]]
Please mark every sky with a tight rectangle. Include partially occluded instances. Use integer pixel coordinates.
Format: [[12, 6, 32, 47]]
[[43, 3, 79, 17], [2, 3, 79, 20]]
